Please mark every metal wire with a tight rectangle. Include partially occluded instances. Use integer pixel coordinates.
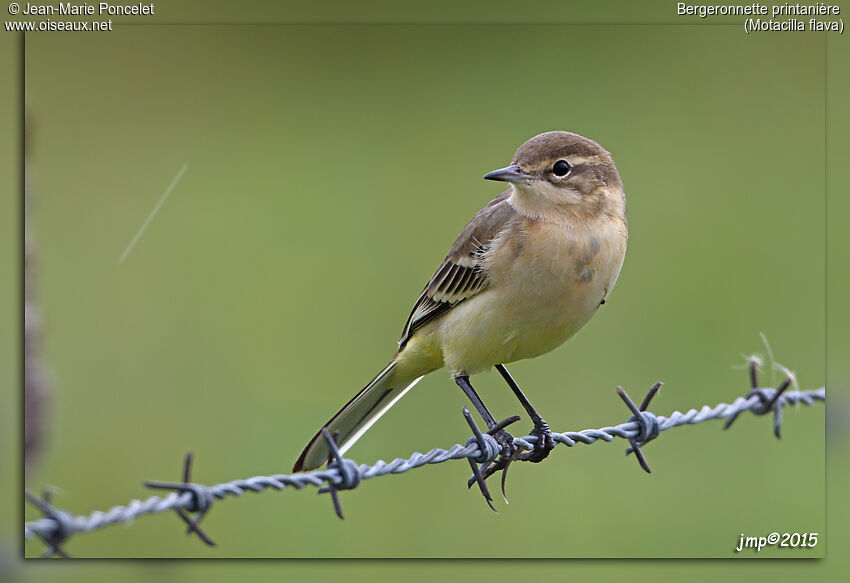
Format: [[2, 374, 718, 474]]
[[23, 379, 825, 556]]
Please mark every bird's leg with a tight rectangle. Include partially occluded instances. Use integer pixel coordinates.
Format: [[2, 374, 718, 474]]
[[454, 374, 520, 498], [494, 364, 555, 463], [454, 375, 517, 453], [454, 374, 497, 429]]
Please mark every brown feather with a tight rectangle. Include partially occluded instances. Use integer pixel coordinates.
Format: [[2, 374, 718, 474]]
[[398, 191, 517, 348]]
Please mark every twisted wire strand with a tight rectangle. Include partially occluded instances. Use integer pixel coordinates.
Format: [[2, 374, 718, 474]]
[[24, 387, 825, 549]]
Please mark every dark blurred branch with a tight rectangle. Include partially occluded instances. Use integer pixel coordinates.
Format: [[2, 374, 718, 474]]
[[25, 112, 50, 479]]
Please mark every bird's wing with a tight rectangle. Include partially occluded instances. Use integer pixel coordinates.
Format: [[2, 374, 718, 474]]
[[398, 191, 517, 348]]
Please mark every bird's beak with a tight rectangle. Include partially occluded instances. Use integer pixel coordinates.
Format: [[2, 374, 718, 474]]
[[483, 164, 532, 184]]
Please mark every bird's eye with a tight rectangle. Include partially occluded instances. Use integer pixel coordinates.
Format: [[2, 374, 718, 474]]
[[552, 160, 571, 177]]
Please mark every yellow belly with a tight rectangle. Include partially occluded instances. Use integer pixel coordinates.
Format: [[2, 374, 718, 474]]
[[434, 221, 626, 375]]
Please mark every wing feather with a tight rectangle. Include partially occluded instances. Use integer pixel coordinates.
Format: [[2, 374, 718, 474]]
[[398, 191, 517, 348]]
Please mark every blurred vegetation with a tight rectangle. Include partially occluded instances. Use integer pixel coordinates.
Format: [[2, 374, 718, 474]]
[[4, 3, 843, 579]]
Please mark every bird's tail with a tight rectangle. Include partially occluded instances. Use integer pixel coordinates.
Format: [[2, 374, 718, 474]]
[[292, 358, 424, 472]]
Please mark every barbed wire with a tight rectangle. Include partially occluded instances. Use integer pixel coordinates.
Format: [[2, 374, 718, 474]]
[[24, 359, 825, 557]]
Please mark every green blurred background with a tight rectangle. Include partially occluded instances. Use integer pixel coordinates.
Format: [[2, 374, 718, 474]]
[[4, 0, 844, 575]]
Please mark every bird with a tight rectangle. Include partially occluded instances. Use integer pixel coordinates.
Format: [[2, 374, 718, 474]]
[[293, 131, 628, 488]]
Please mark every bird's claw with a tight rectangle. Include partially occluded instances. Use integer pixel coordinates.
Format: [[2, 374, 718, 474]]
[[478, 424, 520, 502], [518, 420, 555, 463], [465, 416, 520, 504]]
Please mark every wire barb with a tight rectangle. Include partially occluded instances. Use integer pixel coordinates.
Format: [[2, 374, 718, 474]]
[[723, 360, 793, 438], [317, 428, 361, 519], [143, 451, 216, 546], [462, 408, 498, 511], [465, 414, 521, 504], [25, 488, 73, 558], [617, 382, 662, 473]]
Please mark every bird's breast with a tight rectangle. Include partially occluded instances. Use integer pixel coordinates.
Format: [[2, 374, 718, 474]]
[[436, 215, 626, 374], [484, 218, 626, 351], [491, 219, 624, 295]]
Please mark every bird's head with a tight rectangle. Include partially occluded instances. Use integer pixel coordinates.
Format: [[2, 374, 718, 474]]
[[484, 131, 625, 222]]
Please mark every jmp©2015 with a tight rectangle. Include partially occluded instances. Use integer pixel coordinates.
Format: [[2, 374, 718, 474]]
[[735, 532, 818, 552]]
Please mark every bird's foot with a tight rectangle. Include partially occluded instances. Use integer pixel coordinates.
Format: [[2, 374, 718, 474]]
[[480, 428, 517, 474], [518, 419, 556, 463], [464, 412, 556, 508]]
